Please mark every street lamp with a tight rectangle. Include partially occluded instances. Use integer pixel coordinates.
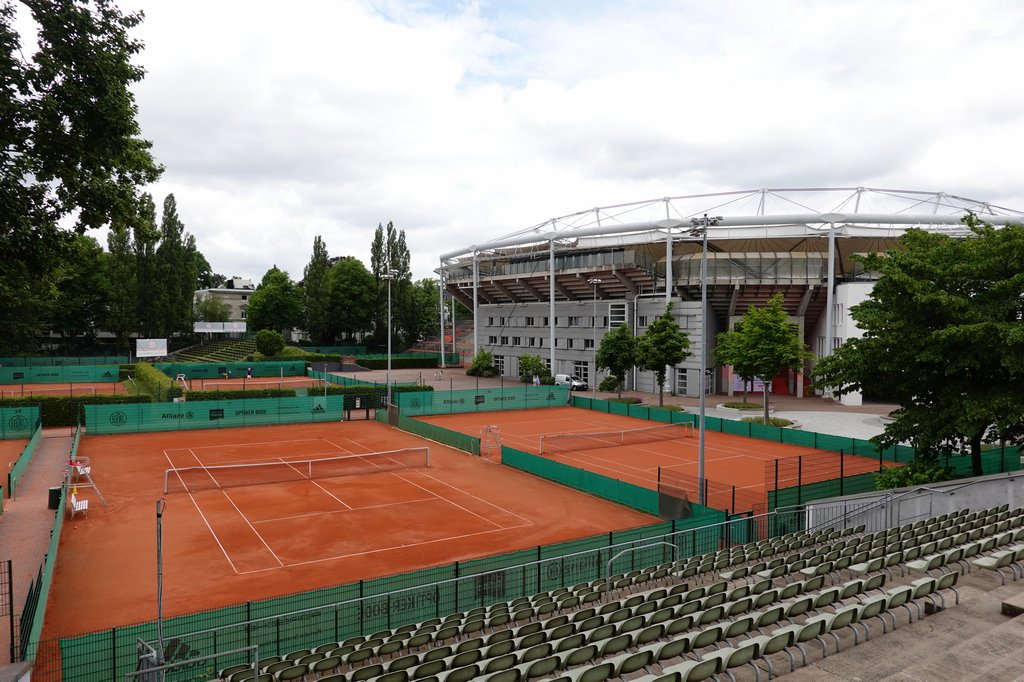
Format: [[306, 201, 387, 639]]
[[588, 278, 602, 399], [689, 214, 722, 506], [382, 269, 397, 408]]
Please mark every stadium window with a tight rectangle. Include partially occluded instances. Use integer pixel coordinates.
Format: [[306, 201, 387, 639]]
[[568, 316, 580, 327], [500, 336, 508, 345], [525, 316, 535, 326], [493, 355, 505, 374], [241, 295, 248, 301], [488, 335, 498, 345], [567, 338, 575, 349], [573, 361, 589, 383], [512, 336, 521, 346], [543, 358, 551, 371], [488, 317, 494, 326], [500, 317, 506, 325], [638, 315, 648, 327], [543, 317, 549, 326], [584, 338, 594, 350], [675, 369, 687, 395]]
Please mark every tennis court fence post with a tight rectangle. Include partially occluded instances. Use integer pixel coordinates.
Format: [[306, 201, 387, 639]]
[[796, 456, 803, 506], [840, 450, 845, 496]]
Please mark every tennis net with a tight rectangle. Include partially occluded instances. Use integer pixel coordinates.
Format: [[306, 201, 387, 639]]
[[539, 422, 693, 454], [197, 377, 327, 391], [164, 447, 429, 493]]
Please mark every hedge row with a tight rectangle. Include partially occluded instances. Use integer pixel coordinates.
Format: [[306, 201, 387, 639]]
[[358, 357, 440, 370], [131, 363, 182, 401], [0, 394, 148, 427], [184, 388, 297, 401]]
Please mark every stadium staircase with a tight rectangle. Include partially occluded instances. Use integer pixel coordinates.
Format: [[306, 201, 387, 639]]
[[406, 320, 473, 365], [203, 504, 1024, 682], [172, 339, 258, 363]]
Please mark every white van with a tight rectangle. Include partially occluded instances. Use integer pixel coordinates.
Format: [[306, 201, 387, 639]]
[[554, 374, 588, 391]]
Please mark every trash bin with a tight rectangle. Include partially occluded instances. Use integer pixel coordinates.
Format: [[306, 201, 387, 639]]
[[48, 486, 62, 510]]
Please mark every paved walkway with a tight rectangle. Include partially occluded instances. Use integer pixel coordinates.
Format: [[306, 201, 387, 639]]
[[0, 429, 73, 672]]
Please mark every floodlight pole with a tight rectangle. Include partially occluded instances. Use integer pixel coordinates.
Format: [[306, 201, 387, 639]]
[[588, 278, 602, 399], [155, 498, 167, 669], [690, 214, 721, 507], [383, 270, 396, 408]]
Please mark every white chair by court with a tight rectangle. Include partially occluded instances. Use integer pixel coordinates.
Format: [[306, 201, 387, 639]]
[[69, 494, 88, 519]]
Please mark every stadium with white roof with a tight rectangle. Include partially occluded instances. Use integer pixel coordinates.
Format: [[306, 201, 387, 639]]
[[436, 188, 1023, 405]]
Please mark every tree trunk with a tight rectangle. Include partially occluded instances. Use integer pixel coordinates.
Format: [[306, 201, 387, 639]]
[[658, 371, 665, 406], [742, 380, 749, 404], [971, 430, 984, 477], [763, 383, 770, 424], [616, 374, 623, 399]]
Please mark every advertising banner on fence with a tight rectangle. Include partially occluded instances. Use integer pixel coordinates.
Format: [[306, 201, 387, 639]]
[[136, 339, 168, 358]]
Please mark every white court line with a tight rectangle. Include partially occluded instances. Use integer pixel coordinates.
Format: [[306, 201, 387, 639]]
[[390, 471, 505, 529], [163, 450, 241, 575], [236, 521, 536, 575], [183, 449, 284, 571], [251, 497, 438, 524], [272, 456, 353, 510], [408, 470, 533, 525]]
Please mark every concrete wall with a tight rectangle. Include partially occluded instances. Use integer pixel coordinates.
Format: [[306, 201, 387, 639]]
[[808, 281, 874, 405]]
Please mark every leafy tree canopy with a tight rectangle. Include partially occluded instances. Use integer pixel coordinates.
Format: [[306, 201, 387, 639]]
[[596, 323, 638, 398], [247, 266, 302, 335], [813, 217, 1024, 475], [636, 303, 691, 406]]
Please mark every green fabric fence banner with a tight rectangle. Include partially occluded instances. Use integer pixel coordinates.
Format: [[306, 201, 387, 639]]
[[396, 385, 569, 416], [84, 396, 344, 434], [0, 366, 120, 385], [7, 418, 42, 496], [155, 361, 307, 380], [0, 355, 129, 367], [0, 406, 40, 439], [501, 445, 660, 515]]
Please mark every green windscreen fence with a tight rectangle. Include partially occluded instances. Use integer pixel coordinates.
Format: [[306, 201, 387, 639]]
[[0, 355, 128, 367], [0, 366, 120, 385], [396, 415, 481, 455], [501, 445, 660, 516], [296, 345, 367, 355], [155, 361, 307, 379], [0, 406, 40, 439], [84, 396, 344, 434], [7, 418, 42, 496], [396, 386, 569, 416]]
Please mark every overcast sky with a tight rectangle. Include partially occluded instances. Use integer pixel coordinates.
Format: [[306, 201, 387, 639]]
[[99, 0, 1024, 281]]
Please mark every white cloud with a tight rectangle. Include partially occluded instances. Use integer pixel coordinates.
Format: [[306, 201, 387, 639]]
[[115, 0, 1024, 281]]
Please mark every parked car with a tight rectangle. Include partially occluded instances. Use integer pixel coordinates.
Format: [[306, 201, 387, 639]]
[[554, 374, 588, 391]]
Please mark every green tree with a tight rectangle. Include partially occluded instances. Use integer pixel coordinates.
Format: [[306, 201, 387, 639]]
[[466, 349, 497, 377], [0, 0, 162, 351], [254, 329, 285, 356], [813, 217, 1024, 476], [726, 294, 811, 423], [636, 303, 691, 406], [327, 256, 375, 341], [247, 266, 302, 335], [518, 354, 551, 383], [194, 295, 231, 322], [155, 194, 196, 337], [133, 193, 161, 337], [715, 320, 764, 404], [104, 221, 136, 349], [406, 278, 441, 344], [369, 221, 413, 346], [49, 235, 110, 348], [303, 235, 331, 343], [596, 323, 638, 398], [195, 253, 225, 289]]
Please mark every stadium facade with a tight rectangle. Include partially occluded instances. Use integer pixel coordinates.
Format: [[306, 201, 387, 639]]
[[436, 188, 1023, 405]]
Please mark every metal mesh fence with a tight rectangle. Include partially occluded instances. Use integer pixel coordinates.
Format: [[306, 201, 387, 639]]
[[43, 505, 791, 682], [154, 361, 307, 380]]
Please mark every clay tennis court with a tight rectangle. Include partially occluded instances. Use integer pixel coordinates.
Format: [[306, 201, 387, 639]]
[[418, 406, 885, 501], [1, 438, 27, 489], [42, 420, 654, 638], [0, 382, 128, 398]]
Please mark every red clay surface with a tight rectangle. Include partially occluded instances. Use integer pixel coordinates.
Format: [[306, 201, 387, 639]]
[[419, 407, 886, 504], [42, 420, 655, 638], [185, 376, 326, 392], [0, 382, 128, 398]]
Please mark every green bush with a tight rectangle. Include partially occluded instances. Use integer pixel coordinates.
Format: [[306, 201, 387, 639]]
[[875, 454, 955, 490], [598, 376, 620, 392], [517, 354, 551, 383], [466, 349, 498, 377], [0, 394, 148, 427], [131, 362, 181, 401], [255, 329, 286, 356], [722, 402, 763, 410], [184, 389, 297, 401], [358, 357, 439, 370], [741, 416, 792, 426]]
